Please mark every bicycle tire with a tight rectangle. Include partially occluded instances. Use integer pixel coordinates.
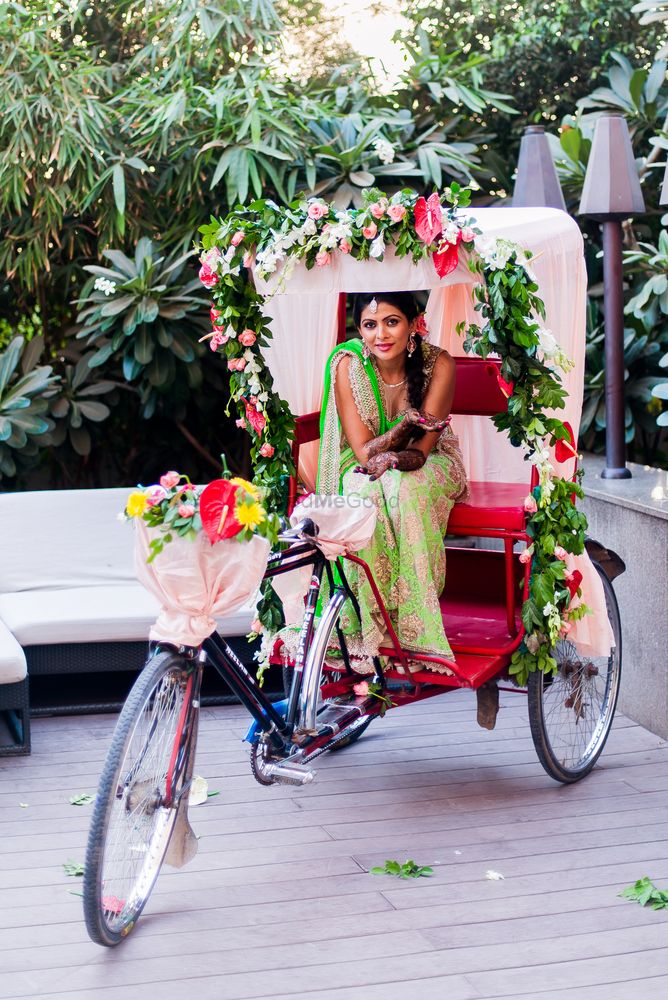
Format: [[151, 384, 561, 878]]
[[527, 562, 622, 783], [83, 650, 198, 946]]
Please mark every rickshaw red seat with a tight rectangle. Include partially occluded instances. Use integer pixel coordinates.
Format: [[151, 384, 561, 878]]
[[448, 481, 527, 532]]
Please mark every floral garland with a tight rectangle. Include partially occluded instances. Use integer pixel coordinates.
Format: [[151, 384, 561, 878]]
[[197, 184, 589, 684]]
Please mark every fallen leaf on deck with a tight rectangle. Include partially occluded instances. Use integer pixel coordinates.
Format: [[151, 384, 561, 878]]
[[69, 793, 94, 806], [63, 860, 85, 877], [19, 803, 28, 808], [485, 869, 505, 880]]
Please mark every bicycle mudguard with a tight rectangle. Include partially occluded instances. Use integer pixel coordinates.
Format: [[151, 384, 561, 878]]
[[243, 699, 290, 745]]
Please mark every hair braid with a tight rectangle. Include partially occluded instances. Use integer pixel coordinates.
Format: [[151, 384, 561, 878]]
[[406, 334, 425, 410]]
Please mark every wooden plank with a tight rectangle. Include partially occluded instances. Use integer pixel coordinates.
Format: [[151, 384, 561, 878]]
[[1, 697, 668, 1000]]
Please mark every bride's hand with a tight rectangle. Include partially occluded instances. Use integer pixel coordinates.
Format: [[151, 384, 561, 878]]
[[354, 451, 399, 481], [404, 408, 450, 432]]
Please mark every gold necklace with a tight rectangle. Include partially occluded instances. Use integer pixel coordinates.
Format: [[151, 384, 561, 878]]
[[371, 357, 406, 388]]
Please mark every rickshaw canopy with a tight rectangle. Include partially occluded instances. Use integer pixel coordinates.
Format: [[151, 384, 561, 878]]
[[256, 207, 587, 488]]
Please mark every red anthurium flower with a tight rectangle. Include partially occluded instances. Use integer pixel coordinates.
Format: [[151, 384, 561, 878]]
[[414, 193, 443, 244], [565, 569, 583, 602], [199, 480, 242, 543], [555, 422, 578, 463], [243, 398, 266, 435], [497, 372, 515, 398], [433, 241, 461, 278]]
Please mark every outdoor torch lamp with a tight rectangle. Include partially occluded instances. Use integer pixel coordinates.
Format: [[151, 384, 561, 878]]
[[579, 113, 645, 480], [512, 125, 567, 211]]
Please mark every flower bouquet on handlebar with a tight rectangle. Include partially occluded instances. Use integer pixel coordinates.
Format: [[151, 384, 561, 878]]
[[124, 470, 280, 648]]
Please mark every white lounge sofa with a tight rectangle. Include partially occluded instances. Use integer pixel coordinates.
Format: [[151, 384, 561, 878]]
[[0, 487, 257, 755]]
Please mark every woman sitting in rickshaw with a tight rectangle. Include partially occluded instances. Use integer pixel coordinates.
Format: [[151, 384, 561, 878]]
[[318, 291, 468, 670]]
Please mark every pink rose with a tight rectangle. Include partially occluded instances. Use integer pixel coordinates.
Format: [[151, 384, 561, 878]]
[[235, 418, 246, 428], [370, 201, 386, 219], [353, 681, 369, 697], [243, 251, 253, 268], [554, 545, 568, 561], [251, 617, 263, 633], [228, 358, 246, 372], [564, 570, 575, 583], [210, 306, 222, 322], [244, 398, 266, 434], [239, 329, 257, 347], [523, 494, 538, 514], [315, 250, 331, 267], [259, 442, 274, 458], [461, 226, 476, 243], [201, 247, 221, 268], [210, 332, 227, 351], [199, 263, 218, 289], [339, 239, 352, 254], [362, 222, 378, 239], [519, 548, 533, 565], [159, 471, 181, 490], [231, 230, 245, 246], [178, 503, 195, 518], [559, 620, 573, 636], [145, 485, 168, 507], [307, 202, 328, 220], [387, 204, 406, 223]]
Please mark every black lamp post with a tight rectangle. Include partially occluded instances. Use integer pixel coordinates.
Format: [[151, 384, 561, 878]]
[[579, 114, 645, 480], [512, 125, 567, 210]]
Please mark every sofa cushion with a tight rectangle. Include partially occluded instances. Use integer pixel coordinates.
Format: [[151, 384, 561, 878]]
[[0, 618, 27, 683], [0, 585, 257, 646], [0, 487, 134, 592]]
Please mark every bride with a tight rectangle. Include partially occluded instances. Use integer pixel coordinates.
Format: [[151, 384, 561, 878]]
[[317, 291, 468, 669]]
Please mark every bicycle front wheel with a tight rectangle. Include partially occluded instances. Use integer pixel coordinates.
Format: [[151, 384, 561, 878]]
[[528, 562, 622, 783], [84, 650, 199, 946]]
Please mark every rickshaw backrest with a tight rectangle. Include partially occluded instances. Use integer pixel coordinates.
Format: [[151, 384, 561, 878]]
[[293, 356, 506, 449]]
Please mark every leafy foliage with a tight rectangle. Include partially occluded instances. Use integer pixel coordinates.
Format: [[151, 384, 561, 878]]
[[76, 239, 210, 419], [370, 859, 434, 879], [619, 875, 668, 908], [0, 337, 58, 479], [624, 231, 668, 431]]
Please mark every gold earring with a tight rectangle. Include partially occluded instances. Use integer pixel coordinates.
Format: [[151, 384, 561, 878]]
[[407, 334, 416, 357]]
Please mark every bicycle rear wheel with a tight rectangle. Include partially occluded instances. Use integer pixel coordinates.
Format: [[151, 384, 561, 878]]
[[84, 650, 199, 946], [527, 562, 622, 783]]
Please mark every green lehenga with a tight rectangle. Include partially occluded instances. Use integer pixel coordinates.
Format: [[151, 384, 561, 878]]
[[314, 338, 468, 671]]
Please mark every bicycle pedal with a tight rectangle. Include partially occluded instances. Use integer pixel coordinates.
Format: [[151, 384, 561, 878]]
[[263, 760, 316, 786]]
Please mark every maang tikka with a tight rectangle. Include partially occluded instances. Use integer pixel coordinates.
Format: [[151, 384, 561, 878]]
[[368, 297, 378, 313]]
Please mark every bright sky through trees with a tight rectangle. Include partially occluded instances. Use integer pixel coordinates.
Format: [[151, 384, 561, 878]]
[[321, 0, 407, 86]]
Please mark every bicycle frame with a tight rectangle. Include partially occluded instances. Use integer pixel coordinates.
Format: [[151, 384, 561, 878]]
[[154, 538, 355, 756]]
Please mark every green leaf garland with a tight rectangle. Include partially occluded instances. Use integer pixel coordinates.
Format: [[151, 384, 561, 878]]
[[198, 185, 589, 681]]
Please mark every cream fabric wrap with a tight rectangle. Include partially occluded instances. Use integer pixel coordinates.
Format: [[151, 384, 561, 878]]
[[271, 495, 377, 628], [135, 522, 269, 647]]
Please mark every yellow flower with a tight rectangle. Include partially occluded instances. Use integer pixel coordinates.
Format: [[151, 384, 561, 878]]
[[235, 500, 266, 531], [230, 476, 260, 500], [126, 491, 148, 517]]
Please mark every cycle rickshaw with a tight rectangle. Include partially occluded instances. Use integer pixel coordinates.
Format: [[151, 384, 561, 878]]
[[83, 204, 624, 946]]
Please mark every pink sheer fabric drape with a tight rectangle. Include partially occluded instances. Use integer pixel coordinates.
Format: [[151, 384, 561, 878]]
[[135, 523, 269, 647], [256, 207, 612, 657]]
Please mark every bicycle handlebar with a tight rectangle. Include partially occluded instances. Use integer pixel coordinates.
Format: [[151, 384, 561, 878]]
[[277, 517, 319, 543]]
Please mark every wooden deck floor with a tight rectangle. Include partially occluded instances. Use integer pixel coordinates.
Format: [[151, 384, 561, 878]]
[[2, 690, 668, 999]]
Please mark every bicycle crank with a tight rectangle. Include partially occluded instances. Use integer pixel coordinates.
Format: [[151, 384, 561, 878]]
[[250, 741, 316, 786]]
